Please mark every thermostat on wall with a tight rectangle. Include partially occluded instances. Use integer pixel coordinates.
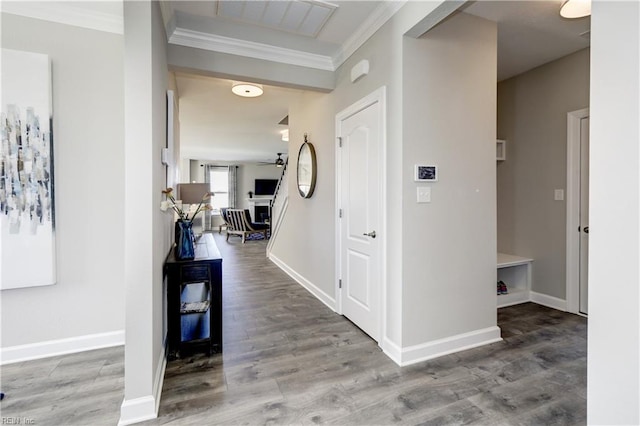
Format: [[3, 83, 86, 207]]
[[415, 164, 438, 182]]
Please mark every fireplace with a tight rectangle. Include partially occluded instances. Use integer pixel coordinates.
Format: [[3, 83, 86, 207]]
[[247, 197, 272, 224], [254, 205, 270, 223]]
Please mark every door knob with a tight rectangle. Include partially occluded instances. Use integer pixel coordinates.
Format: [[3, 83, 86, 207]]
[[363, 231, 376, 238], [584, 226, 589, 234]]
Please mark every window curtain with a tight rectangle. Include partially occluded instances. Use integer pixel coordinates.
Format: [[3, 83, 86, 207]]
[[228, 165, 238, 208]]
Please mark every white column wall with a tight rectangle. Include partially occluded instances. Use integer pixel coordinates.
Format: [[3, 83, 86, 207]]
[[121, 0, 171, 423], [587, 1, 640, 424]]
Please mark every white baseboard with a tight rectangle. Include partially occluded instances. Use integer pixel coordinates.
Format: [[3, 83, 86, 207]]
[[0, 330, 124, 365], [380, 336, 402, 365], [398, 326, 502, 366], [118, 396, 157, 426], [530, 291, 567, 312], [268, 253, 336, 312], [118, 342, 167, 426]]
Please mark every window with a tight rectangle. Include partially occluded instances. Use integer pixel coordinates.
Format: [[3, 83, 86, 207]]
[[209, 167, 229, 214]]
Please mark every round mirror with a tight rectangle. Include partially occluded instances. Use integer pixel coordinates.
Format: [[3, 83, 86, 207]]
[[297, 138, 317, 198]]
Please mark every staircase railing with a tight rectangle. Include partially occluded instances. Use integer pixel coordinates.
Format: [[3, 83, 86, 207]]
[[271, 157, 288, 209], [267, 158, 289, 254]]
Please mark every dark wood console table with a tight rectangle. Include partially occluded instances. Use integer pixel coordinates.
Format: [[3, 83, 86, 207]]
[[164, 233, 222, 359]]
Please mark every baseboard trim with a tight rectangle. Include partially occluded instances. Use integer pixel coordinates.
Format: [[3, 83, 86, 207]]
[[268, 253, 336, 312], [398, 326, 502, 367], [118, 396, 157, 426], [0, 330, 124, 365], [152, 342, 167, 416], [380, 337, 402, 366], [530, 291, 567, 312], [118, 342, 167, 426]]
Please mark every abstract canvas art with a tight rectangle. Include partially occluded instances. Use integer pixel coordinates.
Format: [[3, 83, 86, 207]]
[[1, 48, 55, 290]]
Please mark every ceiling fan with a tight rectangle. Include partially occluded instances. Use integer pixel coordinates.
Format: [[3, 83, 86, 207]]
[[258, 153, 285, 167]]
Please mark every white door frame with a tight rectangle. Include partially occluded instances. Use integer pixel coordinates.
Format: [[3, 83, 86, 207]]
[[335, 86, 387, 341], [566, 107, 589, 315]]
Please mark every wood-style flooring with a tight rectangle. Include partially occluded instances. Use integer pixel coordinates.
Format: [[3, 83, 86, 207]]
[[0, 232, 587, 425]]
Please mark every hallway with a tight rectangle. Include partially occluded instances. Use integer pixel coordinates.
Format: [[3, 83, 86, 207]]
[[0, 232, 587, 425], [148, 233, 587, 425]]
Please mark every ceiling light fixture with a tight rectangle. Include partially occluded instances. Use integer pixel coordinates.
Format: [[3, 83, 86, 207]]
[[232, 82, 263, 98], [560, 0, 591, 18], [281, 129, 289, 142]]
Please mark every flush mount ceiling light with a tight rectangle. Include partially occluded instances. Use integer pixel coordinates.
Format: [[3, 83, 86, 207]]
[[560, 0, 591, 18], [232, 82, 263, 97]]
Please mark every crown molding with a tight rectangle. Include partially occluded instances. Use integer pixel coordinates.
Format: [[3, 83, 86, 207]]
[[333, 0, 407, 67], [170, 28, 336, 71], [167, 0, 405, 74], [1, 2, 123, 34]]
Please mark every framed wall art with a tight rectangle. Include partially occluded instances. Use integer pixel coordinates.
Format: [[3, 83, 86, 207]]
[[1, 48, 56, 290]]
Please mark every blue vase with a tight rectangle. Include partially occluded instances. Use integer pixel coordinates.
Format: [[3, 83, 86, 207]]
[[175, 220, 195, 260]]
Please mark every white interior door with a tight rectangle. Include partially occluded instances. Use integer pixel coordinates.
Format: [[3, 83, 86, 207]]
[[337, 92, 383, 342], [566, 108, 589, 315], [579, 117, 589, 314]]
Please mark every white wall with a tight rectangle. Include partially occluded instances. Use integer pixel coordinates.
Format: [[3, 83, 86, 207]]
[[0, 11, 125, 352], [189, 159, 205, 183], [402, 12, 498, 346], [588, 1, 640, 424], [497, 49, 590, 300], [237, 163, 283, 211], [121, 0, 171, 423]]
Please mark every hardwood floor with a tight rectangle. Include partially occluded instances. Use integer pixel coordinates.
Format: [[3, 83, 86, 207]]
[[0, 345, 124, 425], [0, 232, 587, 425]]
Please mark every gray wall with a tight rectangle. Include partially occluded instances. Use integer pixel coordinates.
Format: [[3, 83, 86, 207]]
[[402, 12, 497, 345], [122, 0, 171, 414], [270, 0, 409, 343], [0, 12, 125, 347], [497, 48, 590, 300], [270, 2, 498, 353]]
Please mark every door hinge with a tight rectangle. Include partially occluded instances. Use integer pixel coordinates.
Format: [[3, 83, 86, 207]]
[[339, 208, 343, 218], [337, 137, 342, 147], [339, 279, 342, 289]]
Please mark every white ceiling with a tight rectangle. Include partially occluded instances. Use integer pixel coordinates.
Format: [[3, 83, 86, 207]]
[[176, 73, 299, 163], [171, 0, 590, 163], [462, 1, 590, 81], [215, 0, 338, 38], [165, 0, 386, 66]]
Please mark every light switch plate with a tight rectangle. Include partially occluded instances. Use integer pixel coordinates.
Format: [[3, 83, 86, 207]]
[[417, 186, 431, 203], [554, 189, 564, 201]]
